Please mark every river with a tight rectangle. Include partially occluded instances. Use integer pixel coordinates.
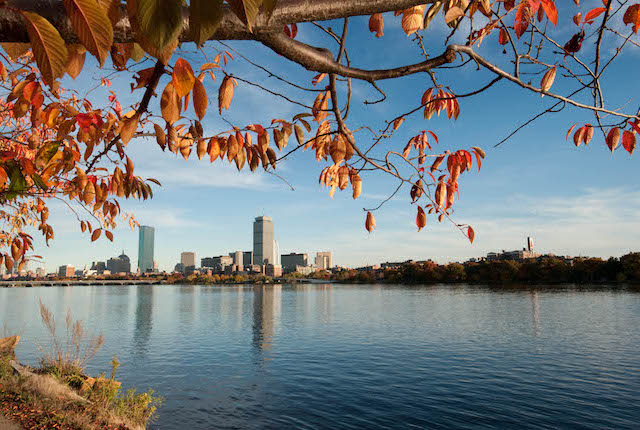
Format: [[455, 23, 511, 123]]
[[2, 284, 639, 429]]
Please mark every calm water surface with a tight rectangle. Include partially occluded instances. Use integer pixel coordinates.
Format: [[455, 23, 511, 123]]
[[1, 284, 640, 429]]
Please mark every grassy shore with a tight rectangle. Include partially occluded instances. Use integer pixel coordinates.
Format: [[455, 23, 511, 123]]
[[0, 302, 162, 429]]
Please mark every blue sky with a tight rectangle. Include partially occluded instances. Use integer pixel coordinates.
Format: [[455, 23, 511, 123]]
[[29, 3, 640, 272]]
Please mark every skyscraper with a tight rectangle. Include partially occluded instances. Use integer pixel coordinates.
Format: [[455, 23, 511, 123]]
[[253, 216, 274, 266], [138, 226, 155, 273], [315, 252, 333, 270]]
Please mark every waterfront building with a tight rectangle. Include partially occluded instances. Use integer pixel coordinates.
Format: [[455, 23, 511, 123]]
[[58, 265, 74, 277], [265, 264, 283, 277], [174, 263, 184, 273], [486, 238, 538, 262], [181, 252, 196, 268], [281, 253, 309, 273], [243, 251, 253, 267], [253, 216, 275, 266], [201, 255, 233, 272], [90, 261, 107, 274], [35, 267, 46, 278], [315, 252, 333, 270], [229, 251, 243, 267], [138, 226, 155, 273], [107, 252, 131, 274], [274, 241, 280, 265]]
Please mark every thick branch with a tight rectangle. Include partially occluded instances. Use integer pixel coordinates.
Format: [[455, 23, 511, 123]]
[[258, 32, 457, 81], [0, 0, 435, 43]]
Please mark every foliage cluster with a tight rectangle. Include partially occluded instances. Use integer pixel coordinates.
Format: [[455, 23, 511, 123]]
[[333, 253, 640, 284]]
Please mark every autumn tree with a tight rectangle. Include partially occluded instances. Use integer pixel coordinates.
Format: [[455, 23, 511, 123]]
[[0, 0, 637, 271]]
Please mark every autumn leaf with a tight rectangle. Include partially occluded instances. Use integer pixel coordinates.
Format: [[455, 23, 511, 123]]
[[294, 124, 305, 145], [172, 58, 196, 98], [606, 127, 620, 152], [192, 78, 207, 121], [154, 123, 166, 150], [365, 211, 376, 232], [160, 82, 180, 124], [120, 113, 140, 145], [540, 66, 556, 96], [583, 124, 594, 145], [623, 4, 640, 33], [218, 76, 236, 114], [91, 228, 102, 242], [498, 27, 509, 45], [416, 206, 427, 231], [468, 226, 475, 244], [424, 1, 443, 29], [622, 130, 636, 155], [62, 0, 114, 66], [136, 0, 183, 51], [393, 118, 405, 130], [227, 0, 261, 31], [369, 13, 384, 37], [190, 0, 224, 46], [435, 181, 446, 208], [66, 45, 86, 79], [573, 126, 585, 147], [539, 0, 558, 26], [584, 7, 606, 24], [20, 11, 68, 86], [105, 230, 114, 241], [445, 6, 464, 24], [514, 2, 530, 39], [352, 173, 362, 199], [402, 5, 426, 35]]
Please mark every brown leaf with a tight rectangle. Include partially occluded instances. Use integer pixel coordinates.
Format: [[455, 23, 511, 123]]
[[154, 123, 166, 150], [120, 113, 140, 145], [393, 117, 405, 130], [91, 228, 101, 242], [62, 0, 114, 66], [352, 173, 362, 199], [416, 206, 427, 231], [540, 66, 556, 96], [21, 11, 68, 85], [218, 76, 236, 114], [369, 13, 384, 37], [468, 226, 475, 244], [365, 211, 376, 232], [402, 5, 426, 35]]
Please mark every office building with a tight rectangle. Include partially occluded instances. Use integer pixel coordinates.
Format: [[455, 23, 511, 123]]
[[243, 251, 253, 266], [253, 216, 275, 266], [181, 252, 196, 267], [281, 253, 308, 273], [201, 255, 233, 272], [274, 241, 280, 265], [58, 265, 74, 277], [107, 252, 131, 274], [138, 226, 155, 273], [315, 252, 333, 270], [91, 261, 107, 274], [265, 264, 283, 277]]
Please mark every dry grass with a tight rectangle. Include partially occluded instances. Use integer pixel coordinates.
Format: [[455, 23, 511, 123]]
[[20, 372, 88, 404], [37, 299, 104, 376]]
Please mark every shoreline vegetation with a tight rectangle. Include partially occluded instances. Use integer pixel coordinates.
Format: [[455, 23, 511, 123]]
[[0, 302, 161, 430], [2, 253, 640, 288]]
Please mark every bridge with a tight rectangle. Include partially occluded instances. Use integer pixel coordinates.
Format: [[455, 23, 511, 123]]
[[0, 279, 164, 288]]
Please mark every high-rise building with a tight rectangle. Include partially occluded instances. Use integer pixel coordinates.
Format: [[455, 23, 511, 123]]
[[138, 226, 155, 273], [315, 252, 333, 270], [253, 216, 275, 266], [273, 241, 280, 265], [229, 251, 243, 267], [181, 252, 196, 268], [281, 253, 308, 272]]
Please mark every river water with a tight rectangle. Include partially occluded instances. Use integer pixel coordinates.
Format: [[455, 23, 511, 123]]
[[1, 284, 639, 429]]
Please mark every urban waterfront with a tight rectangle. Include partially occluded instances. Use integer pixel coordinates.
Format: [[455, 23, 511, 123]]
[[2, 284, 640, 429]]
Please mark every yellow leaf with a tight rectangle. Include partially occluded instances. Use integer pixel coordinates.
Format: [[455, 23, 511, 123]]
[[540, 66, 556, 97], [62, 0, 114, 66], [20, 11, 68, 85], [120, 113, 140, 145], [402, 5, 426, 35]]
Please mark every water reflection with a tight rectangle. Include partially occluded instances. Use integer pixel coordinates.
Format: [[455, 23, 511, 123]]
[[530, 290, 541, 337], [251, 285, 281, 364], [133, 285, 154, 357]]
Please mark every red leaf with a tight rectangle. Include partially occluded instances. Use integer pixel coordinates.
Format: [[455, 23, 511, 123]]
[[622, 130, 636, 155], [606, 127, 620, 152], [539, 0, 558, 25], [514, 2, 531, 38], [584, 7, 606, 24], [623, 4, 640, 33], [498, 27, 509, 45], [467, 226, 475, 244], [566, 123, 578, 140]]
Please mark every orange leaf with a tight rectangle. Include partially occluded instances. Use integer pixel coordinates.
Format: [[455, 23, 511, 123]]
[[172, 58, 195, 98], [365, 211, 376, 232], [566, 123, 578, 140], [514, 2, 530, 38], [218, 76, 235, 114], [192, 78, 207, 121], [539, 0, 558, 25], [468, 226, 475, 244], [498, 27, 509, 45], [160, 82, 180, 124], [584, 7, 606, 23]]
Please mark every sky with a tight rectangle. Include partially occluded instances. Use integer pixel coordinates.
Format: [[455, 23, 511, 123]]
[[25, 2, 640, 272]]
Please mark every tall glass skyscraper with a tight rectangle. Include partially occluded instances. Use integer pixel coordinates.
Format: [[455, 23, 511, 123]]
[[253, 216, 274, 266], [138, 225, 155, 273]]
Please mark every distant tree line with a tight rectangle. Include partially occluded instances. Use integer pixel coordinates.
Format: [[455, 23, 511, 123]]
[[333, 253, 640, 285]]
